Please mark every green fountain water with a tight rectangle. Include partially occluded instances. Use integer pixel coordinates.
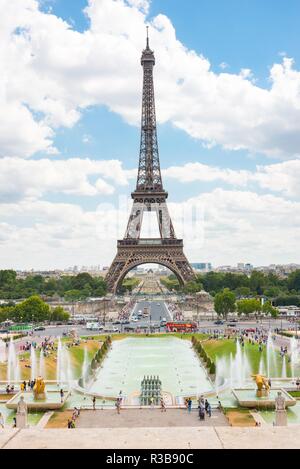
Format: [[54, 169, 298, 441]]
[[88, 337, 213, 399]]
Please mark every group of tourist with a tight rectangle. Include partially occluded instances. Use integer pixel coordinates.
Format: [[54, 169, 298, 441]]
[[5, 384, 15, 394], [166, 303, 184, 321], [118, 299, 136, 321], [19, 337, 56, 357], [20, 380, 36, 392], [67, 407, 80, 428], [185, 396, 212, 420]]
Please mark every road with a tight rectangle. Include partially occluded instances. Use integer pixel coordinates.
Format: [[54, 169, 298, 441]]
[[2, 301, 295, 348]]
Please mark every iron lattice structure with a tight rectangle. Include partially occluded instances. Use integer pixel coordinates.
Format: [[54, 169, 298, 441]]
[[106, 33, 195, 293]]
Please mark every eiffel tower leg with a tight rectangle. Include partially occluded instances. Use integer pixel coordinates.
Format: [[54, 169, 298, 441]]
[[105, 243, 195, 294]]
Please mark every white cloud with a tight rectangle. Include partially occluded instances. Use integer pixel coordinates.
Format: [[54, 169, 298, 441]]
[[176, 189, 300, 266], [164, 159, 300, 199], [0, 189, 299, 269], [0, 0, 300, 158], [0, 157, 132, 201]]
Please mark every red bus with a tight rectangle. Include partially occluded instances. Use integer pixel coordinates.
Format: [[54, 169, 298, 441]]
[[166, 321, 197, 332]]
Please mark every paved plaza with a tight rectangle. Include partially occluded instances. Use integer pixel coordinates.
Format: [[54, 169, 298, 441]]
[[76, 408, 228, 428], [1, 426, 300, 449]]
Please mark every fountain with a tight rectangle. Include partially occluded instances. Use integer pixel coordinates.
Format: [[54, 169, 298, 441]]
[[281, 355, 287, 379], [30, 345, 37, 381], [0, 338, 6, 362], [290, 337, 299, 378], [232, 373, 296, 409], [215, 339, 252, 390], [6, 339, 71, 410], [7, 338, 20, 383], [266, 332, 278, 378], [140, 375, 162, 405], [81, 347, 89, 388], [56, 337, 74, 387], [39, 350, 45, 378]]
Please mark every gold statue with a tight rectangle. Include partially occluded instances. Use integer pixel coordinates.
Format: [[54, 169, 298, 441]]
[[252, 374, 270, 397], [33, 377, 46, 399]]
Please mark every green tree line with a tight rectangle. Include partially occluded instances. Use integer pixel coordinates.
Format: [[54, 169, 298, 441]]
[[161, 270, 300, 305], [0, 270, 107, 300], [0, 296, 69, 323]]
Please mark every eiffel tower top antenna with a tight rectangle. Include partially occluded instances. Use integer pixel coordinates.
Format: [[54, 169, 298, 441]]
[[146, 25, 149, 48]]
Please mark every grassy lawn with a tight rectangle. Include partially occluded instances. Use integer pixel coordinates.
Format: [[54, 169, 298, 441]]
[[46, 410, 73, 428], [202, 338, 292, 376], [224, 408, 256, 427], [0, 338, 101, 381]]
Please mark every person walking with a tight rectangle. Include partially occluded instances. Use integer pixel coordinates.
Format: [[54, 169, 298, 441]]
[[198, 402, 205, 421], [92, 396, 96, 410], [187, 398, 192, 413], [60, 388, 64, 403], [160, 398, 166, 412], [115, 398, 121, 414]]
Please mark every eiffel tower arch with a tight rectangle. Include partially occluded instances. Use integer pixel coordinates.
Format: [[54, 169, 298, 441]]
[[106, 30, 195, 293]]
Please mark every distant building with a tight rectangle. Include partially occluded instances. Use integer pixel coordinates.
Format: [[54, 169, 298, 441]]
[[191, 263, 212, 272]]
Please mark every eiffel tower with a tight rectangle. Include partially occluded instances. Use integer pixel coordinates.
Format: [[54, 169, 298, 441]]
[[106, 30, 195, 293]]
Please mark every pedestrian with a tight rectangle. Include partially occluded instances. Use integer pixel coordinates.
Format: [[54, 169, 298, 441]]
[[206, 402, 212, 418], [198, 402, 205, 421], [115, 398, 121, 414], [160, 398, 166, 412], [187, 398, 192, 413], [60, 388, 64, 403], [92, 396, 96, 410], [13, 417, 17, 428], [0, 412, 4, 428]]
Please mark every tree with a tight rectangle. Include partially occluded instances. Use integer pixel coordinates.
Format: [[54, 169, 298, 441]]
[[64, 290, 84, 301], [264, 286, 281, 298], [262, 301, 278, 317], [237, 298, 261, 316], [14, 295, 50, 322], [72, 273, 95, 290], [50, 306, 70, 322], [249, 271, 266, 295], [287, 270, 300, 293], [183, 281, 202, 294], [234, 287, 251, 298], [0, 270, 17, 286], [214, 289, 236, 319]]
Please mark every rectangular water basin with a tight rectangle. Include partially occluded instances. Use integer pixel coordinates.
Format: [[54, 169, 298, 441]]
[[6, 390, 70, 410], [232, 388, 296, 409]]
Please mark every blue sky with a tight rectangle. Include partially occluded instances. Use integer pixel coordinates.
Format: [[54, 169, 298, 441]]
[[1, 0, 300, 269]]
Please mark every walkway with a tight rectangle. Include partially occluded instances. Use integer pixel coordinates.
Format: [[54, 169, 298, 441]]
[[2, 426, 300, 449], [76, 408, 228, 428]]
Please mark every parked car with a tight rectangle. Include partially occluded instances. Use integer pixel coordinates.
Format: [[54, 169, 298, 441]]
[[214, 320, 224, 325], [34, 326, 46, 331]]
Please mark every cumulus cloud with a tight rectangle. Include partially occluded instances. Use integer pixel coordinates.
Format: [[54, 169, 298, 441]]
[[164, 159, 300, 199], [1, 0, 300, 158], [0, 157, 133, 201], [0, 189, 299, 269]]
